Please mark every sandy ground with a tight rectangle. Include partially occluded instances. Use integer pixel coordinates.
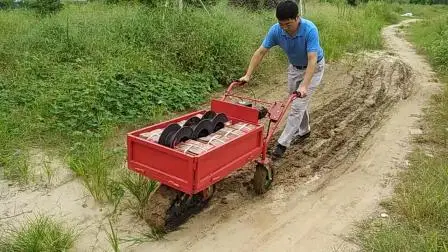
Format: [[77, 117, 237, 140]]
[[0, 19, 442, 252]]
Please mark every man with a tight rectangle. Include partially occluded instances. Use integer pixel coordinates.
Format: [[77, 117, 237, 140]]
[[239, 0, 325, 159]]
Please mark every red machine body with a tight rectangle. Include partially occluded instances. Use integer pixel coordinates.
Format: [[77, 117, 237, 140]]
[[127, 81, 297, 195]]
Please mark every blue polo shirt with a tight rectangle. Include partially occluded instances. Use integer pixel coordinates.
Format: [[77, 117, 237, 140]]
[[262, 18, 324, 66]]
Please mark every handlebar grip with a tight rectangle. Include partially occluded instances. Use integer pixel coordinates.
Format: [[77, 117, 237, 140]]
[[224, 80, 246, 97], [232, 80, 247, 86], [292, 91, 302, 98]]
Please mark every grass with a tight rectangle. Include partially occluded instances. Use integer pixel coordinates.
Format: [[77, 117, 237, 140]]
[[0, 0, 407, 215], [0, 1, 278, 197], [106, 218, 120, 252], [67, 139, 125, 203], [356, 9, 448, 252], [408, 13, 448, 74], [120, 173, 158, 218], [0, 215, 78, 252], [307, 1, 400, 60]]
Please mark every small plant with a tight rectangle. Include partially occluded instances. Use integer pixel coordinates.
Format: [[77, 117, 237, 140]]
[[142, 227, 166, 241], [105, 218, 120, 252], [2, 150, 30, 185], [68, 139, 125, 203], [120, 227, 166, 246], [121, 172, 158, 218], [42, 157, 54, 186], [0, 215, 77, 252], [0, 0, 13, 9]]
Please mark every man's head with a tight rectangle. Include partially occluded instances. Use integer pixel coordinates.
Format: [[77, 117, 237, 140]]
[[276, 0, 299, 34]]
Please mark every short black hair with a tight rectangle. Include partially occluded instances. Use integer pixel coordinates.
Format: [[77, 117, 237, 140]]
[[276, 0, 299, 21]]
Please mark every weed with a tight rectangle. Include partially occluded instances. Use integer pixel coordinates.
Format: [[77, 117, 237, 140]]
[[42, 156, 54, 185], [68, 139, 124, 203], [105, 218, 120, 252], [306, 2, 399, 61], [120, 227, 166, 246], [121, 172, 158, 218], [0, 215, 78, 252]]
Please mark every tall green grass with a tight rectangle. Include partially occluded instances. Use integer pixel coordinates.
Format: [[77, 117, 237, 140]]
[[357, 11, 448, 252], [0, 215, 77, 252], [306, 2, 399, 60], [0, 3, 268, 141], [0, 1, 402, 205], [408, 14, 448, 73], [0, 3, 274, 195]]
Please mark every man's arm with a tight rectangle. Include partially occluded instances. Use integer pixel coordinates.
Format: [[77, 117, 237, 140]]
[[297, 52, 317, 97], [239, 46, 269, 83], [298, 26, 320, 97], [239, 25, 276, 83]]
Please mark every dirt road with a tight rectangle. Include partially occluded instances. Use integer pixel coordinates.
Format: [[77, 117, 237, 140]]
[[129, 19, 441, 252], [0, 20, 441, 252]]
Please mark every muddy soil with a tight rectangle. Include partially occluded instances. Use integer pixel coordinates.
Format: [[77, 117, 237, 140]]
[[128, 19, 441, 252], [0, 20, 441, 252], [210, 51, 414, 199]]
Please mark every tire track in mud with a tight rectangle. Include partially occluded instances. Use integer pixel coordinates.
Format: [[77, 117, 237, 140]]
[[213, 52, 414, 199], [134, 21, 441, 252], [138, 52, 415, 240]]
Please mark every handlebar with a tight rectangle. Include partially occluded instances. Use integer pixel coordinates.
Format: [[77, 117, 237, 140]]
[[223, 80, 303, 102], [221, 80, 304, 163], [224, 80, 246, 96]]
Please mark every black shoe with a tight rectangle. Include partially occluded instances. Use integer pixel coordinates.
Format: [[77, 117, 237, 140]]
[[292, 131, 311, 145], [272, 144, 287, 160]]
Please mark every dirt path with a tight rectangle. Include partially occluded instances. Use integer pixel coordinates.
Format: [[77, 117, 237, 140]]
[[0, 20, 441, 252], [128, 19, 441, 252]]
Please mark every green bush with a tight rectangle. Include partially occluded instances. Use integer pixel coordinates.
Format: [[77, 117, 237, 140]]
[[228, 0, 280, 9], [0, 215, 77, 252], [0, 0, 13, 9], [306, 2, 397, 60], [43, 71, 216, 137], [29, 0, 63, 14], [409, 15, 448, 73], [0, 4, 267, 140], [0, 3, 273, 185]]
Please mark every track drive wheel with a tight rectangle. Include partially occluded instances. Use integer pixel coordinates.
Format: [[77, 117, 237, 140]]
[[142, 184, 216, 232], [142, 184, 178, 232], [253, 164, 273, 195]]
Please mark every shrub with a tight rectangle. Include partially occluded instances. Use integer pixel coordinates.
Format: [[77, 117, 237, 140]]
[[29, 0, 63, 15], [0, 215, 77, 252]]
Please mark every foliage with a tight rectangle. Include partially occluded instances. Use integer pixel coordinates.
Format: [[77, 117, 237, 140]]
[[28, 0, 63, 15], [305, 2, 398, 60], [0, 215, 77, 252], [0, 3, 272, 197], [0, 1, 412, 203], [409, 15, 448, 73], [228, 0, 280, 9]]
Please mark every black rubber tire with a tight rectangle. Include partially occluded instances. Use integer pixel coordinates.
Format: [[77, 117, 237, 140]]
[[158, 123, 181, 147], [258, 106, 268, 119], [211, 113, 229, 132], [202, 110, 216, 120], [166, 126, 193, 148], [142, 184, 178, 232], [191, 119, 213, 139], [183, 116, 201, 127], [201, 184, 216, 201], [253, 164, 273, 195]]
